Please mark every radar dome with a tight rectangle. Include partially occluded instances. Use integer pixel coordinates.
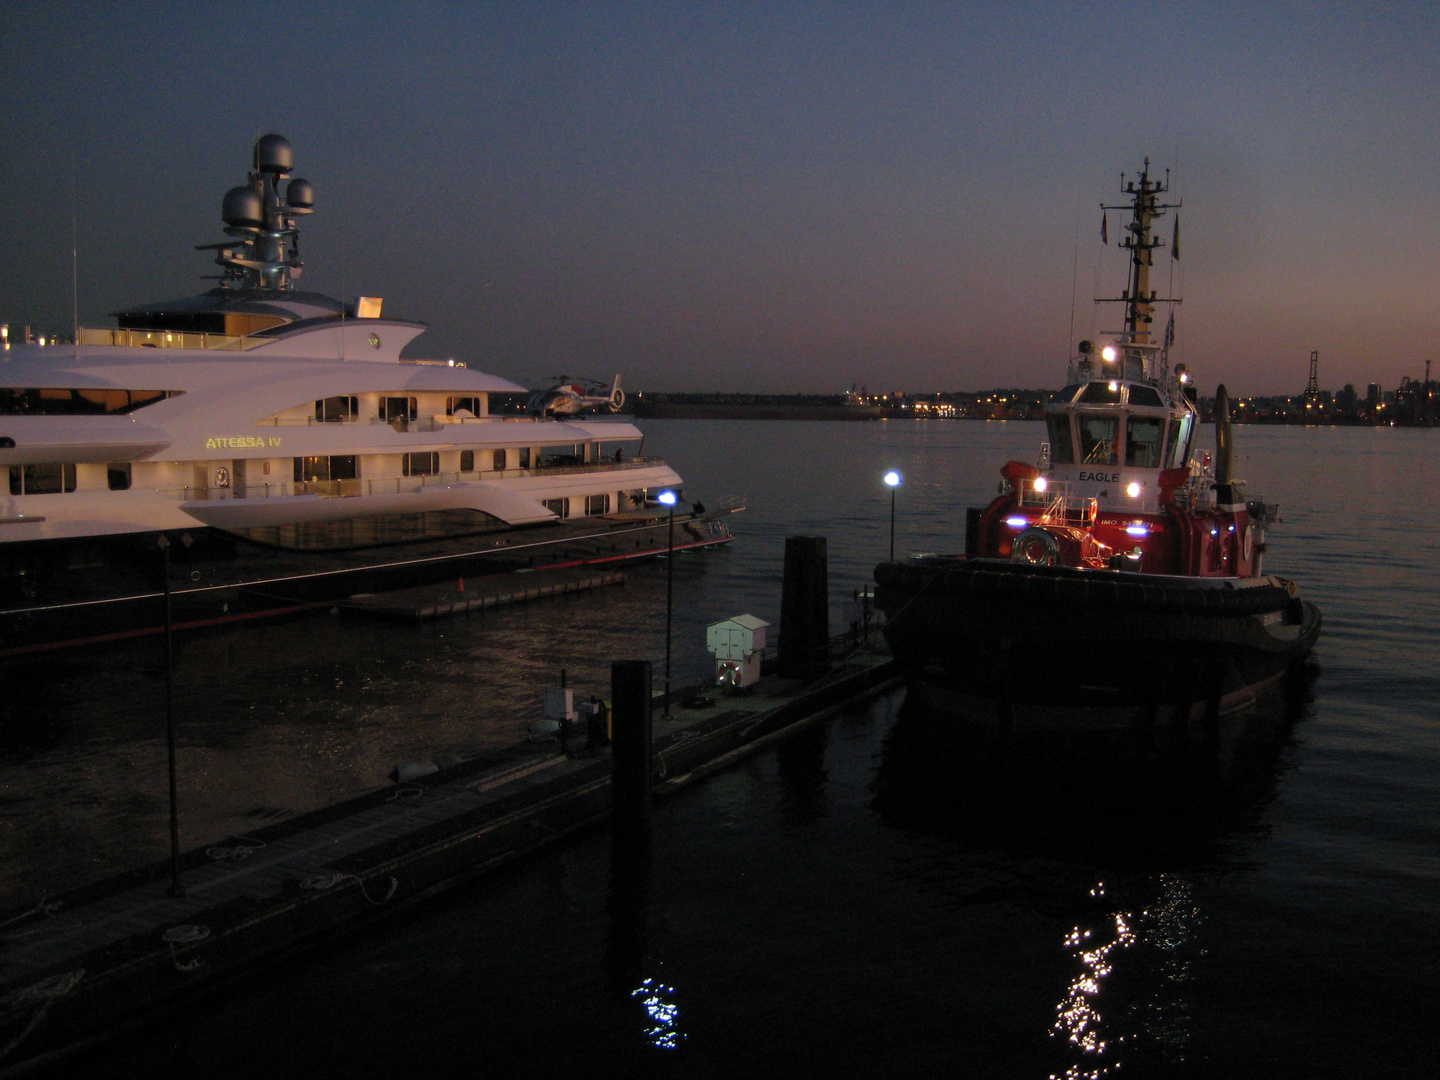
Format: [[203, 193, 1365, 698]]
[[286, 178, 314, 208], [221, 185, 263, 229], [253, 133, 293, 174]]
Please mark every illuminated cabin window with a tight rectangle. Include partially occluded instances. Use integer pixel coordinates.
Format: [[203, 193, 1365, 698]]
[[460, 450, 475, 472], [0, 388, 177, 415], [492, 448, 507, 471], [543, 497, 570, 518], [585, 493, 610, 516], [294, 455, 359, 483], [108, 463, 132, 491], [447, 396, 481, 416], [403, 452, 439, 477], [315, 395, 359, 422], [9, 462, 76, 495]]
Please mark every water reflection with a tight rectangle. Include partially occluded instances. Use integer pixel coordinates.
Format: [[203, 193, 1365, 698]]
[[872, 681, 1310, 1079]]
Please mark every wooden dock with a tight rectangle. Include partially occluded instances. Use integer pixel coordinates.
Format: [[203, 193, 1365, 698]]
[[0, 646, 896, 1075], [337, 567, 627, 620]]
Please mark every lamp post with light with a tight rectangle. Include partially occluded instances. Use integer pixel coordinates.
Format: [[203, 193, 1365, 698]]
[[657, 489, 678, 717], [884, 470, 901, 561]]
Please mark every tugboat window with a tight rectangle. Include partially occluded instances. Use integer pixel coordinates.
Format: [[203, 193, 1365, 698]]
[[1079, 382, 1124, 405], [1167, 414, 1193, 468], [1125, 416, 1165, 467], [1045, 414, 1075, 464], [1127, 385, 1164, 407], [1078, 415, 1119, 465]]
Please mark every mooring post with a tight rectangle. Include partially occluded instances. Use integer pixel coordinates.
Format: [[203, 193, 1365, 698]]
[[778, 536, 830, 679], [610, 659, 653, 856]]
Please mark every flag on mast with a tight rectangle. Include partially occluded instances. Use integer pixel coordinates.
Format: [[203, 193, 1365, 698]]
[[1171, 214, 1181, 260], [1164, 310, 1175, 348], [1101, 212, 1108, 245]]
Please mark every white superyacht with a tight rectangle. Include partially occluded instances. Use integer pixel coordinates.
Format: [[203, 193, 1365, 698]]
[[0, 134, 735, 653]]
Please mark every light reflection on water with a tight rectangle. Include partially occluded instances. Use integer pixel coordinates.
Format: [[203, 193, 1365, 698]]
[[7, 420, 1440, 1077]]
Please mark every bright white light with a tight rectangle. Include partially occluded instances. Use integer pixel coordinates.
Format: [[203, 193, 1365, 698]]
[[1108, 381, 1119, 391], [883, 470, 901, 487], [1126, 481, 1141, 498], [1006, 516, 1028, 528], [1033, 476, 1048, 493], [1101, 346, 1117, 362], [657, 490, 678, 506], [1126, 524, 1148, 538]]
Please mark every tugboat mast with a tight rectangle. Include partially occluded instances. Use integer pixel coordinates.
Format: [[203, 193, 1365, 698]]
[[1099, 158, 1181, 379]]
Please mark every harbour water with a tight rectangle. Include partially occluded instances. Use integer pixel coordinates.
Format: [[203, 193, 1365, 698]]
[[2, 419, 1436, 1077]]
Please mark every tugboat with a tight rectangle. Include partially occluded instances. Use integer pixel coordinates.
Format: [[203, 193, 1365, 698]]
[[873, 161, 1320, 732]]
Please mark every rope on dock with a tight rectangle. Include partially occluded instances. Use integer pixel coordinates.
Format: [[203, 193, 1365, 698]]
[[299, 873, 399, 906], [205, 835, 268, 861], [163, 925, 210, 972], [0, 969, 85, 1062]]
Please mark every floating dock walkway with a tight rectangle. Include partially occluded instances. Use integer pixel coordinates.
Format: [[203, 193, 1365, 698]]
[[0, 643, 896, 1076], [337, 567, 627, 621]]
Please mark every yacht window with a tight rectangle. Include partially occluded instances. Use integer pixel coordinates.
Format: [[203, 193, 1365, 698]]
[[585, 493, 610, 516], [1078, 382, 1123, 405], [1077, 414, 1119, 465], [1127, 385, 1164, 407], [493, 448, 507, 471], [460, 450, 475, 472], [294, 455, 358, 483], [1125, 416, 1165, 467], [543, 497, 570, 518], [315, 396, 359, 422], [403, 452, 439, 476], [519, 448, 531, 469], [1045, 414, 1075, 464], [381, 396, 417, 422], [447, 396, 481, 417], [9, 462, 76, 495], [107, 463, 132, 491], [0, 388, 176, 415]]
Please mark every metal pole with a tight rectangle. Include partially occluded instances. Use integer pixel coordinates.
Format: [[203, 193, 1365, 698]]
[[160, 536, 184, 898], [664, 505, 674, 718], [889, 485, 896, 562]]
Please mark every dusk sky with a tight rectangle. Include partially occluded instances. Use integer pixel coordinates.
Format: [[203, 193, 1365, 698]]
[[1, 2, 1436, 397]]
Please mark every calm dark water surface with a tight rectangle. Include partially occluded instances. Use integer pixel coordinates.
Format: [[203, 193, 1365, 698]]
[[3, 420, 1437, 1078]]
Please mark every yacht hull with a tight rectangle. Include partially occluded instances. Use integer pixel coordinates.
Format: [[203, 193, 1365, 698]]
[[0, 509, 735, 656]]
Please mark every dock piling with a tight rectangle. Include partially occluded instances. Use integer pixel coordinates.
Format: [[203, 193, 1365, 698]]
[[779, 536, 830, 679]]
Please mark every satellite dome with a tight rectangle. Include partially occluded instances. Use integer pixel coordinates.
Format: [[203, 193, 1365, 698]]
[[286, 178, 314, 208], [253, 133, 293, 174], [221, 185, 263, 229]]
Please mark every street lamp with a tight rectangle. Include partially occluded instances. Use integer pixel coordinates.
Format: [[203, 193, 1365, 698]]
[[657, 489, 678, 718], [883, 470, 901, 561]]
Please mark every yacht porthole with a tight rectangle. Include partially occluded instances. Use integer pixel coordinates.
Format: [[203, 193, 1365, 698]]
[[368, 332, 381, 349]]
